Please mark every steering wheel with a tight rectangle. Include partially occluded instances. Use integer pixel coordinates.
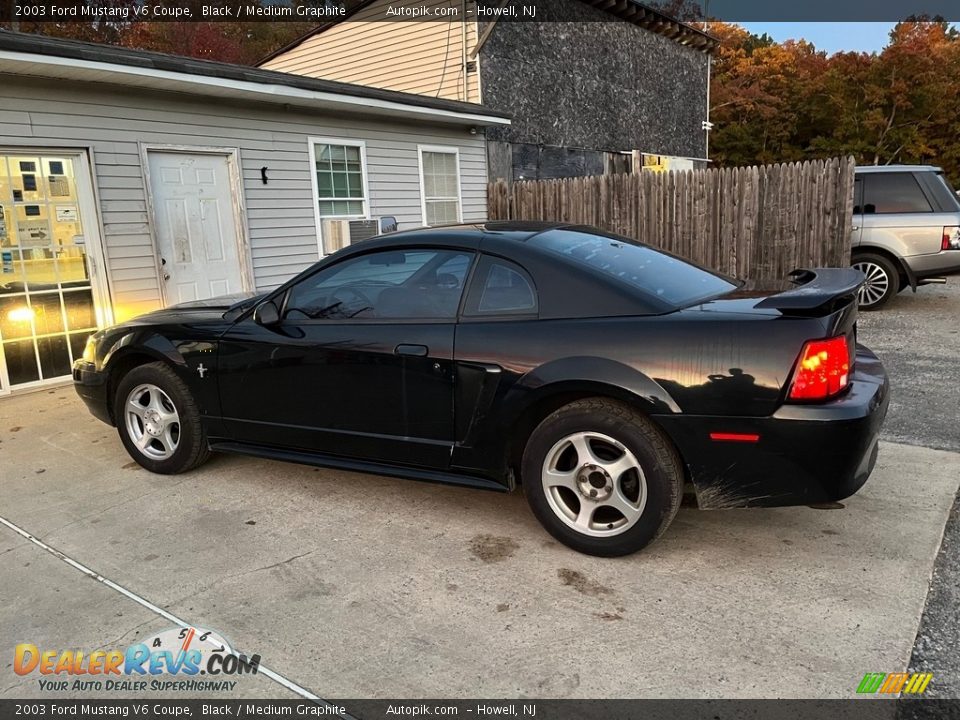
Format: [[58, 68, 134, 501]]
[[330, 285, 373, 311]]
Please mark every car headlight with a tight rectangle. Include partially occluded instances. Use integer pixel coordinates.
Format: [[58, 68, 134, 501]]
[[82, 335, 98, 363]]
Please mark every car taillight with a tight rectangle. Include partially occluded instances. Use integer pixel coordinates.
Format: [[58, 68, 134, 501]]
[[943, 226, 960, 250], [788, 336, 850, 401]]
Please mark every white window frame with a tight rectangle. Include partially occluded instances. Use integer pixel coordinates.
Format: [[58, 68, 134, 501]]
[[308, 137, 371, 253], [418, 144, 463, 227]]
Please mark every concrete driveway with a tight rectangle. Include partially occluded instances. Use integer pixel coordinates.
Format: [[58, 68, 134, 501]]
[[1, 378, 958, 700]]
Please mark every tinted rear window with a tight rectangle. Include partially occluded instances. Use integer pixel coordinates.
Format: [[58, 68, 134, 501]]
[[860, 173, 932, 214], [931, 172, 960, 211], [531, 229, 738, 307]]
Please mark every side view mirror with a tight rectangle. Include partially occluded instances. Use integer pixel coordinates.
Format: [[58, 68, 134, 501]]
[[253, 300, 280, 326]]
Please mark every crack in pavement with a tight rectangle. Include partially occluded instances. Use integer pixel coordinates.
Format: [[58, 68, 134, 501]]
[[94, 617, 162, 653], [37, 474, 197, 538]]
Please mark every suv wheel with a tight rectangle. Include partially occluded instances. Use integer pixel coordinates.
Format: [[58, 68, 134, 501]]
[[852, 253, 900, 310], [521, 398, 683, 557]]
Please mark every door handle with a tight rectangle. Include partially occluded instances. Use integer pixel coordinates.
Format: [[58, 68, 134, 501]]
[[395, 344, 428, 357]]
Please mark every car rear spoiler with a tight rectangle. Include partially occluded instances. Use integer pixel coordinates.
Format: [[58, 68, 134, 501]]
[[755, 268, 865, 312]]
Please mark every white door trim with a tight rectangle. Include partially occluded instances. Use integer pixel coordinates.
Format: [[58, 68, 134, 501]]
[[139, 144, 254, 306]]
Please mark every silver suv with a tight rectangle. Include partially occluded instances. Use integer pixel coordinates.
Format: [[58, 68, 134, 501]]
[[852, 166, 960, 309]]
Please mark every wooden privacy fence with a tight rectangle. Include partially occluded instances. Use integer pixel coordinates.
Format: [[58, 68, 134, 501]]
[[488, 157, 856, 282]]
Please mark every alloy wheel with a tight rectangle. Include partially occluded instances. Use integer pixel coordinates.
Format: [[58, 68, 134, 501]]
[[541, 431, 648, 537], [852, 260, 890, 308], [124, 383, 181, 460]]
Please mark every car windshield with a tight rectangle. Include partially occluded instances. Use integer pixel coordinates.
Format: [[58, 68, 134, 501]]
[[531, 228, 739, 307]]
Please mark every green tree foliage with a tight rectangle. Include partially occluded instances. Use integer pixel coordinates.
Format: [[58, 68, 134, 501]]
[[709, 20, 960, 183]]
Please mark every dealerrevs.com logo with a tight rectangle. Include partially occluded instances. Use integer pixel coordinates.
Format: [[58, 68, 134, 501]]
[[14, 626, 260, 693]]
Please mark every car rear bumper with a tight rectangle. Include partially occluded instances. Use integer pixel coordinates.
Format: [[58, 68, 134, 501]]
[[72, 360, 113, 426], [903, 250, 960, 279], [655, 345, 889, 509]]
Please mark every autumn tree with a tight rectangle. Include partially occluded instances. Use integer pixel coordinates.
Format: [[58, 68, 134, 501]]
[[709, 20, 960, 182]]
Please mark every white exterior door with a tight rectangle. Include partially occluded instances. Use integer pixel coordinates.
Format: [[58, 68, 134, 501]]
[[147, 151, 247, 304]]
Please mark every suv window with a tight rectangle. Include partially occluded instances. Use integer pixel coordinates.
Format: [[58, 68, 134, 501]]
[[284, 248, 473, 321], [926, 171, 960, 212], [859, 173, 933, 214]]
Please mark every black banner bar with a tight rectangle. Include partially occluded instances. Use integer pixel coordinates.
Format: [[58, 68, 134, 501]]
[[0, 699, 957, 720], [1, 0, 960, 24]]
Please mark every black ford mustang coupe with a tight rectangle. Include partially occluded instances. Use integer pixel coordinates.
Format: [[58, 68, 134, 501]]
[[74, 223, 889, 556]]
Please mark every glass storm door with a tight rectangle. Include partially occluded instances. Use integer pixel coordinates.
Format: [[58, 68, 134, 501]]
[[0, 153, 107, 393]]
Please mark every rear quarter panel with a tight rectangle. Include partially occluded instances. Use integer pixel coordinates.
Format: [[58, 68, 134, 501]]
[[452, 310, 828, 476], [859, 211, 956, 257]]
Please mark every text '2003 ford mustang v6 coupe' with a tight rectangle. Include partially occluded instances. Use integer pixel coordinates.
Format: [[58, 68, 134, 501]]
[[74, 223, 889, 556]]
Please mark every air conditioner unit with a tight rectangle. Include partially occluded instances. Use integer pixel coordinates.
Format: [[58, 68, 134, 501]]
[[347, 219, 380, 243], [320, 217, 399, 255]]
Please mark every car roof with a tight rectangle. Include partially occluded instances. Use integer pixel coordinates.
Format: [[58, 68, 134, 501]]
[[373, 221, 572, 245], [320, 222, 678, 317], [855, 165, 943, 174]]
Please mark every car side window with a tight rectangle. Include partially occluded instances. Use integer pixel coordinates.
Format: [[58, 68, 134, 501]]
[[463, 256, 537, 317], [861, 173, 933, 214], [283, 248, 474, 321]]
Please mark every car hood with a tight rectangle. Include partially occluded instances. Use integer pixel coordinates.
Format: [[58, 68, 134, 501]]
[[170, 292, 262, 310], [121, 292, 265, 326]]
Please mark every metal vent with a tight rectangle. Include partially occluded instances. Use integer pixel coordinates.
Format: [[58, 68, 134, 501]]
[[348, 220, 380, 244]]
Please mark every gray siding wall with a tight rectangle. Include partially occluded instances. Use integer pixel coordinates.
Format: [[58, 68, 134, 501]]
[[479, 0, 709, 160], [0, 76, 488, 319]]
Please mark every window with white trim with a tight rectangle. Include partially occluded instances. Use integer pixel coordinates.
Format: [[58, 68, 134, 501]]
[[313, 141, 366, 217], [419, 148, 462, 226]]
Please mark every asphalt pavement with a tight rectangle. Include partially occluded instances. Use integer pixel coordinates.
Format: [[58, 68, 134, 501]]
[[858, 281, 960, 699]]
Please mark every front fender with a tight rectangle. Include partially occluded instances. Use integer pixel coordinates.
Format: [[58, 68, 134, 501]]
[[102, 330, 189, 372], [99, 330, 220, 426]]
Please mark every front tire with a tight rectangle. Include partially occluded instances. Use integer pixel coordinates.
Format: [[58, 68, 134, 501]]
[[115, 362, 211, 474], [521, 398, 684, 557], [852, 253, 899, 310]]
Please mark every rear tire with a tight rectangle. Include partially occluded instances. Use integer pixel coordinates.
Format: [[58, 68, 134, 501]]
[[852, 252, 899, 310], [115, 362, 211, 475], [521, 398, 684, 557]]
